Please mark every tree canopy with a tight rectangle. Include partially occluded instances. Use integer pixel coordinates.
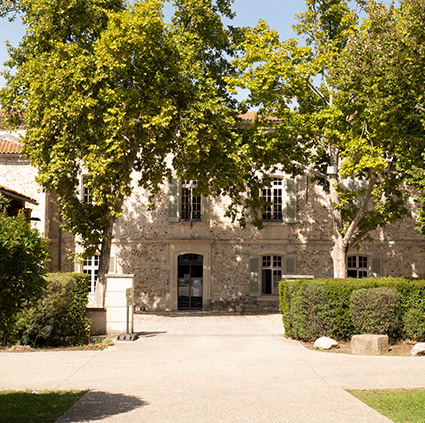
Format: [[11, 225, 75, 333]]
[[230, 0, 425, 277], [0, 0, 250, 305]]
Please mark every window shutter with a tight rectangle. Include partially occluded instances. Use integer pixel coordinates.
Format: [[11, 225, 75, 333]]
[[284, 177, 297, 223], [249, 255, 261, 297], [371, 256, 382, 277], [285, 254, 296, 275], [109, 256, 116, 274], [167, 178, 180, 222]]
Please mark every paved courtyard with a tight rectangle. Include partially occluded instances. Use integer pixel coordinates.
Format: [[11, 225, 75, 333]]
[[1, 312, 425, 422]]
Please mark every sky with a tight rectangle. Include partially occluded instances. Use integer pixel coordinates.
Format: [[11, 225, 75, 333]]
[[0, 0, 307, 87]]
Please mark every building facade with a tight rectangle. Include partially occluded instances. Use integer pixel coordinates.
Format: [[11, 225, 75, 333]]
[[2, 130, 425, 312]]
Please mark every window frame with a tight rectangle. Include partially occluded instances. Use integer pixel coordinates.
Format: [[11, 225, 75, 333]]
[[83, 255, 99, 293], [181, 180, 202, 222], [262, 178, 284, 222], [347, 255, 369, 278]]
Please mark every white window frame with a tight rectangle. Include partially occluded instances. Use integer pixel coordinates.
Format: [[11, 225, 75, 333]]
[[347, 255, 381, 278], [83, 255, 99, 293], [181, 180, 202, 222], [262, 178, 284, 222]]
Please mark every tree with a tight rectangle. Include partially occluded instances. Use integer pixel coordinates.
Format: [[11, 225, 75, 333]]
[[0, 0, 249, 306], [334, 0, 425, 235], [230, 0, 419, 277], [0, 211, 49, 344]]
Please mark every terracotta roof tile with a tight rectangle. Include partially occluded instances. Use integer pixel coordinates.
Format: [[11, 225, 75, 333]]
[[239, 111, 280, 122], [0, 137, 22, 155]]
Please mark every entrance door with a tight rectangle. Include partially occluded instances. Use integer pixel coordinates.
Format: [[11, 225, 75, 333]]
[[178, 254, 203, 310]]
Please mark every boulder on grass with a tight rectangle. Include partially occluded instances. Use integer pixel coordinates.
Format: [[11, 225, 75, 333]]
[[314, 336, 339, 350], [411, 343, 425, 357]]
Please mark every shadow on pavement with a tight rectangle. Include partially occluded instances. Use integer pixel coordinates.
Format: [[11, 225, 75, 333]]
[[135, 331, 167, 338], [57, 391, 148, 422]]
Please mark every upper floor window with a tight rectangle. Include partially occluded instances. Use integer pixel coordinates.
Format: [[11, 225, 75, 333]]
[[167, 178, 203, 224], [181, 180, 202, 222], [262, 178, 283, 221], [261, 176, 297, 223], [83, 185, 92, 204]]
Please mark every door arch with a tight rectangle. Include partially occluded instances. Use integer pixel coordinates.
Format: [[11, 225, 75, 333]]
[[178, 254, 203, 310]]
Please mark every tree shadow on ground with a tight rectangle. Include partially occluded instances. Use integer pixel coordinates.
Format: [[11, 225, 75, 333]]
[[57, 391, 148, 422]]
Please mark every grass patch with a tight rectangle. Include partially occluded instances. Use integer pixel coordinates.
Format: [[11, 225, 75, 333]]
[[0, 390, 87, 423], [349, 389, 425, 423]]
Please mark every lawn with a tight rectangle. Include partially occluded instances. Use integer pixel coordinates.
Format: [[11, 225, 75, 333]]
[[0, 389, 87, 423], [349, 389, 425, 423]]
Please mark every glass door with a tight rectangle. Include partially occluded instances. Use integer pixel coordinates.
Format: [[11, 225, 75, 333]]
[[178, 254, 203, 310]]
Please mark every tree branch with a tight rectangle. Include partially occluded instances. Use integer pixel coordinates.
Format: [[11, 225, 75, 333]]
[[343, 172, 377, 246], [306, 78, 331, 106]]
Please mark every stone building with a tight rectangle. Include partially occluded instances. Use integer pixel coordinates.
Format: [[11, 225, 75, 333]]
[[1, 129, 425, 312]]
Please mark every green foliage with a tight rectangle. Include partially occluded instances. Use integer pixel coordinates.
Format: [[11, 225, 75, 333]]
[[280, 278, 425, 342], [0, 0, 248, 262], [349, 287, 400, 339], [0, 213, 49, 343], [10, 273, 91, 347], [403, 300, 425, 341], [0, 390, 87, 423], [350, 389, 425, 423], [230, 0, 421, 277], [0, 193, 11, 210]]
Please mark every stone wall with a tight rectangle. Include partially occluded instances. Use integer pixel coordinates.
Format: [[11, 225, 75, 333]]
[[110, 174, 425, 311]]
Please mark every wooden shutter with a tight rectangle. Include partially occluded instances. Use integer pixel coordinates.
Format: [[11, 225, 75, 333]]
[[249, 255, 261, 297], [167, 178, 180, 222], [285, 254, 296, 275], [371, 256, 382, 277], [284, 177, 297, 223]]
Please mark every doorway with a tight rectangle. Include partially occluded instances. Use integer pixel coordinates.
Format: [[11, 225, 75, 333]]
[[178, 254, 203, 310]]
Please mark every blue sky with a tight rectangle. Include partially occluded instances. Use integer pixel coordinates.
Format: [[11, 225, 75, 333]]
[[0, 0, 307, 87]]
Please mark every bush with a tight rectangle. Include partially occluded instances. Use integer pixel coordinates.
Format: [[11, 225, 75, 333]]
[[0, 213, 49, 344], [403, 301, 425, 341], [283, 282, 334, 341], [349, 287, 401, 339], [11, 273, 91, 347], [280, 277, 425, 342]]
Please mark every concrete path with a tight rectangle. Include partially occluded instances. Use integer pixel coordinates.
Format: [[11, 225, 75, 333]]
[[0, 313, 424, 422]]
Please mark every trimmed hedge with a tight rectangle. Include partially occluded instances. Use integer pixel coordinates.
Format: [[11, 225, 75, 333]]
[[8, 273, 91, 347], [279, 278, 425, 342]]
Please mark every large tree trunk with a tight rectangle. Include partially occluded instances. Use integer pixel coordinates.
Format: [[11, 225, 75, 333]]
[[328, 155, 348, 278], [331, 236, 348, 278], [93, 217, 115, 308], [329, 168, 377, 278]]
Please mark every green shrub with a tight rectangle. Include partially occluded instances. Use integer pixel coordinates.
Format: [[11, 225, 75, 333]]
[[12, 273, 91, 347], [0, 213, 49, 344], [349, 287, 401, 338], [403, 301, 425, 341], [285, 282, 334, 341], [280, 277, 425, 342]]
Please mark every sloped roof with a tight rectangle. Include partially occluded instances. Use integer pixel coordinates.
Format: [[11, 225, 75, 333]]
[[0, 136, 22, 155], [239, 111, 280, 122], [0, 184, 38, 205]]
